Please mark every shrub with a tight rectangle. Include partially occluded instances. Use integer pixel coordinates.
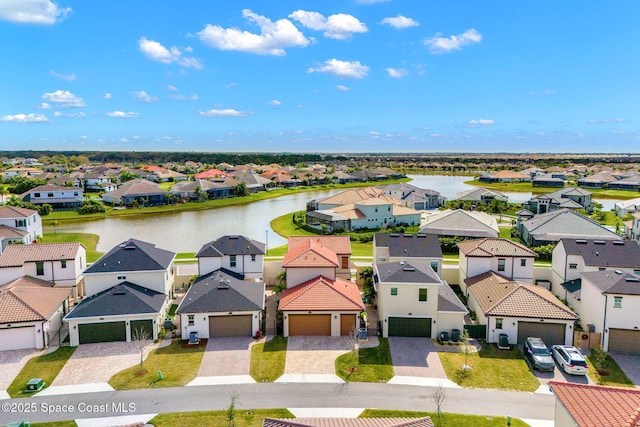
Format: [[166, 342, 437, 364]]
[[78, 200, 106, 214]]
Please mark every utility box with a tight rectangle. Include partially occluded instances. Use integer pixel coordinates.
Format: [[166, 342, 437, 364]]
[[451, 329, 461, 342], [25, 378, 45, 392], [498, 334, 510, 350]]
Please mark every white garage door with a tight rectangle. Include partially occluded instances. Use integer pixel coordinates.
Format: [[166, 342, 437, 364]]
[[0, 327, 36, 351]]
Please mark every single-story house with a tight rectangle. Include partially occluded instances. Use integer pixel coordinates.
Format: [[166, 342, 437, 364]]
[[518, 209, 620, 246], [419, 209, 499, 238]]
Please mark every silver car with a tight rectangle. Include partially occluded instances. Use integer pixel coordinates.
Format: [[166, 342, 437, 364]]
[[523, 337, 555, 372], [551, 345, 589, 375]]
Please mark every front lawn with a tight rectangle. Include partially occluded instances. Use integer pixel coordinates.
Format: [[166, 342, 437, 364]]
[[335, 338, 394, 382], [586, 354, 635, 387], [360, 410, 529, 427], [108, 340, 205, 390], [31, 422, 78, 427], [149, 408, 294, 426], [7, 347, 76, 398], [439, 344, 539, 392], [250, 336, 287, 382]]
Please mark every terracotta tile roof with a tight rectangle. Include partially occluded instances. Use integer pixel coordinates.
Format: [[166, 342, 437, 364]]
[[0, 225, 29, 239], [550, 382, 640, 427], [327, 205, 367, 219], [317, 187, 385, 206], [488, 170, 531, 179], [288, 236, 351, 255], [279, 276, 364, 311], [457, 238, 537, 258], [465, 272, 517, 314], [263, 417, 434, 427], [0, 242, 82, 267], [283, 239, 339, 268], [0, 276, 71, 323], [0, 206, 38, 218]]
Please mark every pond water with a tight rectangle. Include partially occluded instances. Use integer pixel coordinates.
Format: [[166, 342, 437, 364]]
[[56, 175, 622, 253]]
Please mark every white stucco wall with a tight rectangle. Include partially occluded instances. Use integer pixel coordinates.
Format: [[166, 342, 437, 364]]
[[286, 267, 335, 288], [486, 316, 573, 345], [283, 310, 360, 337], [436, 312, 465, 337], [179, 311, 261, 340], [84, 266, 174, 297], [66, 312, 163, 347], [378, 281, 440, 337]]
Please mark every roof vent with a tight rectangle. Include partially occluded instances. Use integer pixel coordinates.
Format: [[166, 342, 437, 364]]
[[594, 240, 606, 245], [403, 267, 416, 272], [123, 245, 136, 250], [575, 239, 587, 244], [229, 236, 239, 239], [403, 234, 412, 238], [390, 233, 399, 237], [615, 270, 624, 275], [626, 277, 640, 282], [113, 290, 126, 295], [613, 241, 625, 245], [416, 234, 426, 238], [217, 284, 229, 289]]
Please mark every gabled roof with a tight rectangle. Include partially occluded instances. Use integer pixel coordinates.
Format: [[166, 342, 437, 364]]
[[550, 382, 640, 427], [559, 238, 640, 268], [84, 239, 175, 274], [486, 170, 531, 179], [615, 197, 640, 210], [382, 182, 441, 197], [279, 276, 364, 311], [376, 261, 441, 284], [262, 417, 434, 427], [419, 209, 499, 238], [0, 205, 38, 218], [581, 270, 640, 295], [521, 209, 619, 241], [438, 284, 468, 313], [374, 233, 442, 258], [315, 187, 385, 206], [102, 179, 166, 198], [0, 276, 71, 323], [65, 282, 166, 318], [288, 236, 351, 255], [177, 268, 264, 314], [0, 225, 29, 239], [29, 183, 76, 193], [0, 242, 83, 267], [456, 187, 507, 201], [457, 238, 537, 258], [283, 239, 339, 268], [196, 235, 265, 258]]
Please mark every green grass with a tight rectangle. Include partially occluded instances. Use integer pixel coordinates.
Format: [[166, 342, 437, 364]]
[[108, 340, 205, 390], [360, 410, 529, 427], [149, 408, 294, 427], [335, 338, 394, 382], [464, 179, 640, 200], [270, 210, 318, 237], [31, 422, 77, 427], [250, 336, 288, 382], [586, 354, 635, 387], [39, 232, 103, 263], [175, 252, 196, 259], [7, 347, 76, 398], [439, 344, 539, 392], [498, 227, 516, 240], [168, 304, 178, 317]]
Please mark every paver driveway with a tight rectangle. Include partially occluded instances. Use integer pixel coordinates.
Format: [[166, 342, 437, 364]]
[[285, 336, 379, 375], [388, 337, 447, 378], [198, 337, 255, 376], [0, 347, 57, 392], [610, 352, 640, 387]]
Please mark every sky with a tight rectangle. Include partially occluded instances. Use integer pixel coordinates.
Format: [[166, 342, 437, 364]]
[[0, 0, 639, 154]]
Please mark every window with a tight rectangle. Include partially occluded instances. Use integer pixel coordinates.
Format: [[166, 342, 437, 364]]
[[36, 261, 44, 276], [391, 287, 398, 296], [341, 256, 348, 269], [634, 270, 640, 275], [230, 255, 237, 267], [251, 254, 256, 262], [520, 259, 527, 267], [74, 192, 79, 196], [388, 206, 391, 211], [430, 261, 438, 274], [375, 207, 378, 212], [117, 275, 126, 280], [418, 288, 428, 302], [34, 192, 40, 197], [15, 219, 26, 227], [498, 259, 506, 272], [598, 267, 606, 271], [614, 296, 623, 308], [569, 263, 577, 270], [61, 260, 67, 269], [496, 318, 503, 329], [188, 315, 195, 326], [48, 192, 54, 197]]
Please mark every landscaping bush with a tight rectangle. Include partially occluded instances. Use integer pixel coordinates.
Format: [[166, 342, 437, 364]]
[[78, 200, 106, 214], [530, 244, 554, 261]]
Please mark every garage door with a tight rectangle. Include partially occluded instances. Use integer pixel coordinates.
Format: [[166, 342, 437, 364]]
[[0, 327, 36, 351], [79, 321, 126, 344], [340, 314, 356, 336], [209, 315, 252, 338], [388, 317, 432, 337], [289, 314, 331, 336], [608, 329, 640, 354], [517, 322, 566, 345], [130, 319, 154, 339]]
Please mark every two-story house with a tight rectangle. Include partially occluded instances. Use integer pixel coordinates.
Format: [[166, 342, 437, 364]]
[[64, 239, 175, 345], [522, 187, 593, 215], [374, 232, 443, 278], [288, 236, 351, 280], [382, 183, 446, 210], [579, 270, 640, 354], [627, 212, 640, 243], [26, 183, 83, 210], [196, 235, 265, 279], [457, 238, 537, 294], [0, 242, 86, 301], [83, 173, 117, 192], [0, 206, 42, 251]]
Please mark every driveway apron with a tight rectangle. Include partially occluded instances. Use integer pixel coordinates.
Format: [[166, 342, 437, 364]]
[[610, 352, 640, 387], [0, 348, 56, 392], [198, 337, 254, 376], [285, 336, 379, 375], [389, 337, 447, 378]]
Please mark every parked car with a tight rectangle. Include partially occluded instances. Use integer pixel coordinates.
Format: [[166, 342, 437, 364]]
[[523, 337, 555, 372], [551, 345, 589, 375]]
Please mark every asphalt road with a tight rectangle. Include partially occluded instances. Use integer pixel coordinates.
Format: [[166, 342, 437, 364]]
[[0, 383, 555, 424]]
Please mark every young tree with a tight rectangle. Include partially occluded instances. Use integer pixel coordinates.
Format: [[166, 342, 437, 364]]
[[461, 329, 473, 375], [227, 392, 240, 427], [431, 383, 447, 427], [132, 327, 152, 371]]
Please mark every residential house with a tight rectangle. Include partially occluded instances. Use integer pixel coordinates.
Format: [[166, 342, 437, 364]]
[[83, 173, 117, 192], [627, 212, 640, 242], [196, 235, 265, 279], [0, 242, 87, 301], [374, 260, 467, 338], [288, 236, 352, 280], [194, 168, 229, 180], [478, 170, 531, 183], [457, 238, 537, 294], [65, 239, 175, 345], [0, 206, 42, 250], [382, 183, 446, 210], [518, 209, 619, 246], [419, 209, 499, 238], [150, 168, 188, 183], [608, 173, 640, 191], [522, 187, 593, 215], [25, 184, 83, 210], [101, 179, 168, 206], [531, 174, 565, 187], [550, 382, 640, 427], [307, 187, 384, 211], [176, 268, 264, 340], [615, 197, 640, 217], [5, 167, 43, 178], [465, 271, 577, 345], [374, 232, 442, 278], [0, 276, 72, 351], [455, 188, 508, 204], [262, 417, 434, 427], [579, 270, 640, 354], [577, 171, 616, 189]]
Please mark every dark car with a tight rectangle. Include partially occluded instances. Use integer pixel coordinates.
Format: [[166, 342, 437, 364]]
[[523, 337, 555, 372]]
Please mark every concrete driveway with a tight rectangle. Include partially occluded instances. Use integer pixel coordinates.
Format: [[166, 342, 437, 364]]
[[388, 337, 447, 378], [519, 345, 594, 393], [610, 352, 640, 387], [284, 336, 379, 375], [0, 347, 58, 396], [198, 337, 255, 376]]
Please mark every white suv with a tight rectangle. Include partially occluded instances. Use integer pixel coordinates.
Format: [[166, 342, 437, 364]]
[[551, 345, 589, 375]]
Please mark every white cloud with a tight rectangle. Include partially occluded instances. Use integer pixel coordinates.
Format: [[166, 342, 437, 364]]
[[381, 15, 419, 29], [0, 0, 71, 24], [289, 10, 367, 40], [386, 67, 408, 78], [0, 113, 49, 123], [53, 111, 85, 118], [50, 69, 76, 81], [107, 111, 139, 118], [224, 82, 237, 89], [467, 119, 495, 126], [132, 90, 158, 103], [166, 85, 178, 91], [42, 90, 85, 108], [138, 37, 203, 69], [269, 100, 282, 106], [37, 102, 52, 109], [308, 59, 370, 79], [169, 94, 198, 101], [120, 138, 129, 143], [103, 93, 112, 99], [588, 118, 625, 124], [424, 28, 482, 54], [336, 85, 351, 91], [198, 108, 252, 117], [198, 9, 310, 56]]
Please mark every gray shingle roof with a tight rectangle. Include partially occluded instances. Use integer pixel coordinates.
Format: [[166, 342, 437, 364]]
[[374, 233, 442, 258], [522, 209, 619, 241], [84, 239, 175, 273], [438, 284, 468, 313], [419, 209, 499, 238], [376, 261, 441, 284], [196, 235, 265, 258], [581, 270, 640, 295], [65, 282, 166, 318], [560, 239, 640, 269], [177, 268, 264, 314]]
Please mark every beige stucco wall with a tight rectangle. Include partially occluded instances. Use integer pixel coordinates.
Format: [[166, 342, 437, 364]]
[[283, 311, 360, 337], [436, 312, 465, 337]]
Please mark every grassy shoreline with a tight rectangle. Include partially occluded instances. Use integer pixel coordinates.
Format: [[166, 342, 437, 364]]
[[463, 179, 640, 199]]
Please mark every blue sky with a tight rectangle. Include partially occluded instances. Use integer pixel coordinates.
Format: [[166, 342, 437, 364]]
[[0, 0, 639, 153]]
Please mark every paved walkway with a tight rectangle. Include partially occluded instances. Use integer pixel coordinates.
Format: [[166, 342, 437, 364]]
[[389, 337, 447, 378], [198, 336, 255, 376], [284, 336, 379, 375], [0, 346, 58, 398]]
